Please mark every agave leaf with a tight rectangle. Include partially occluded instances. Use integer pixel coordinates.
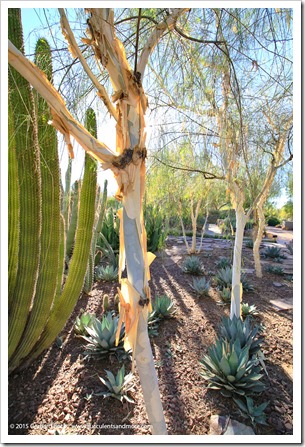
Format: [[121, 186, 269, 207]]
[[123, 394, 135, 403], [227, 374, 236, 383], [105, 369, 116, 384], [233, 397, 248, 413], [228, 350, 239, 374], [219, 357, 231, 376], [245, 396, 254, 414], [254, 401, 269, 414]]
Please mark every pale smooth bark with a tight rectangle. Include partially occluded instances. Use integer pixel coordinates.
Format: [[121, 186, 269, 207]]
[[198, 209, 209, 253], [230, 207, 247, 319], [190, 198, 202, 254]]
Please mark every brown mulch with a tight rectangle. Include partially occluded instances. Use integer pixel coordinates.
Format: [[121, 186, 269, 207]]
[[8, 237, 293, 436]]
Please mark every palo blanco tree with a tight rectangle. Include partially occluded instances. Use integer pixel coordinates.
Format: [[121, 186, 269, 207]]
[[8, 7, 190, 434]]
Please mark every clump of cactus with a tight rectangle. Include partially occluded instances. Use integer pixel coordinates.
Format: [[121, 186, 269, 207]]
[[103, 294, 109, 312], [190, 277, 210, 297], [95, 265, 118, 282], [80, 312, 125, 359], [233, 396, 269, 427], [96, 365, 134, 404], [74, 311, 96, 336], [181, 256, 204, 275]]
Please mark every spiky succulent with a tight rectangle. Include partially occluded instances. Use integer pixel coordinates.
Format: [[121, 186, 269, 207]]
[[181, 256, 204, 275], [245, 239, 254, 249], [215, 267, 254, 291], [265, 264, 285, 275], [218, 287, 231, 305], [96, 365, 134, 404], [215, 257, 231, 269], [81, 311, 125, 359], [74, 311, 96, 336], [233, 396, 269, 427], [241, 303, 259, 317], [219, 315, 263, 357], [263, 246, 286, 260], [95, 265, 118, 282], [151, 295, 176, 319], [190, 277, 210, 297], [200, 338, 266, 397]]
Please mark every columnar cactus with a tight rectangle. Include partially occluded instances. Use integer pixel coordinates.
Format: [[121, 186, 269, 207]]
[[8, 10, 99, 372], [9, 37, 61, 369], [8, 8, 42, 359]]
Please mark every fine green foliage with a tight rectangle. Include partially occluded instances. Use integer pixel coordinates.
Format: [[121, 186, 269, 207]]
[[241, 303, 259, 318], [190, 277, 210, 296], [144, 204, 167, 252], [151, 295, 176, 319], [74, 311, 96, 336], [95, 265, 119, 282], [182, 256, 204, 275], [267, 216, 281, 226], [233, 396, 269, 427], [96, 365, 134, 404], [263, 246, 286, 260], [215, 257, 231, 269], [264, 264, 285, 275], [200, 337, 266, 397], [81, 312, 125, 359]]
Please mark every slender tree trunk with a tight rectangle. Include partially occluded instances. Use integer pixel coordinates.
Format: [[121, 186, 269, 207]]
[[253, 204, 265, 278], [190, 198, 201, 254], [178, 199, 190, 253], [230, 207, 247, 319], [198, 209, 209, 253]]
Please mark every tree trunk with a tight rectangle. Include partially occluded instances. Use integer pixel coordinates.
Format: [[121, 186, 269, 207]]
[[190, 198, 201, 254], [230, 207, 247, 319], [198, 209, 209, 253], [253, 204, 265, 278]]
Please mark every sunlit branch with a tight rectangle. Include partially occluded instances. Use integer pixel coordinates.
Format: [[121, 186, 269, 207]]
[[153, 156, 225, 180], [59, 8, 118, 121]]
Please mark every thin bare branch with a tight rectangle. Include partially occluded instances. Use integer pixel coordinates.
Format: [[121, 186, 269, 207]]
[[153, 156, 224, 180], [59, 8, 118, 121]]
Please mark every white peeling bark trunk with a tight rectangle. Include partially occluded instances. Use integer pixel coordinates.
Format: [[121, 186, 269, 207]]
[[253, 204, 265, 278], [230, 208, 247, 319], [123, 209, 167, 434]]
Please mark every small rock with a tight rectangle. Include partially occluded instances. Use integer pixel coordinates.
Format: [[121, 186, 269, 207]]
[[285, 422, 293, 430], [274, 405, 284, 414], [273, 282, 283, 287]]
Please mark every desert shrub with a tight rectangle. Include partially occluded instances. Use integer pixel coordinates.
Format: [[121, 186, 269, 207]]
[[267, 216, 281, 227]]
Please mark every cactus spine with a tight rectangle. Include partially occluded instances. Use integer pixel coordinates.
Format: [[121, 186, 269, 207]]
[[8, 8, 41, 359], [9, 38, 61, 369]]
